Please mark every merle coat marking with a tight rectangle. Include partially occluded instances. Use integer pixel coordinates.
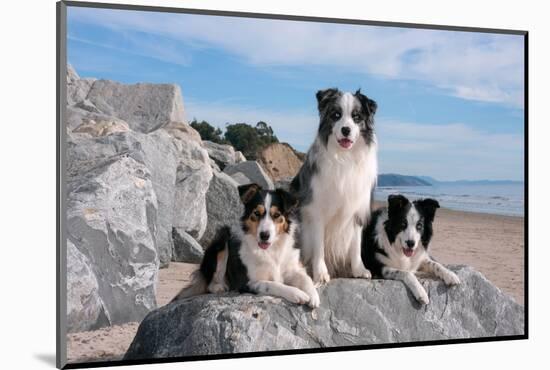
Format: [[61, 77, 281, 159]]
[[291, 88, 378, 284]]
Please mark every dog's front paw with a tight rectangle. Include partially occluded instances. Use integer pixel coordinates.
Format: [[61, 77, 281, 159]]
[[313, 263, 331, 286], [208, 282, 228, 294], [443, 271, 461, 286], [307, 289, 320, 308], [352, 265, 372, 279], [415, 288, 430, 305], [287, 288, 311, 305]]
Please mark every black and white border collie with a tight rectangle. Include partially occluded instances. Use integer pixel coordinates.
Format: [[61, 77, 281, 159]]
[[172, 184, 320, 308], [291, 88, 378, 284], [362, 194, 460, 304]]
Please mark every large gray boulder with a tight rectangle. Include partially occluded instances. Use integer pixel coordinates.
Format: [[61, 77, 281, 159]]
[[67, 65, 97, 107], [223, 161, 274, 190], [67, 154, 159, 328], [66, 240, 110, 333], [84, 80, 185, 133], [171, 138, 213, 239], [200, 171, 243, 248], [66, 65, 185, 133], [172, 228, 204, 263], [67, 130, 180, 267], [202, 141, 237, 170], [124, 266, 524, 359]]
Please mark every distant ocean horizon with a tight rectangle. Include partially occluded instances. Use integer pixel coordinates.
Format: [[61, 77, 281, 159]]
[[374, 183, 524, 217]]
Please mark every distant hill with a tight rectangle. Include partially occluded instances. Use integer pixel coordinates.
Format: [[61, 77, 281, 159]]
[[377, 174, 432, 187]]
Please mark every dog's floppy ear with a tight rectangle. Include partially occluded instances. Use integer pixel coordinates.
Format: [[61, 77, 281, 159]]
[[387, 194, 409, 218], [238, 183, 262, 204], [275, 188, 299, 214], [316, 88, 340, 111], [355, 89, 377, 117], [415, 198, 440, 221]]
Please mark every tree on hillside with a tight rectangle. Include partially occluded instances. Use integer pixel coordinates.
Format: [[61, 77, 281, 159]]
[[189, 119, 226, 144], [224, 121, 279, 159], [255, 121, 278, 146]]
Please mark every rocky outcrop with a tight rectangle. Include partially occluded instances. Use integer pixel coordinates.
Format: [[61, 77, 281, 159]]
[[84, 80, 186, 133], [172, 229, 204, 263], [67, 240, 109, 333], [257, 143, 304, 181], [203, 141, 237, 170], [172, 139, 213, 239], [67, 154, 159, 328], [199, 171, 243, 248], [124, 266, 524, 359], [66, 65, 213, 331], [67, 130, 180, 268], [223, 161, 274, 190]]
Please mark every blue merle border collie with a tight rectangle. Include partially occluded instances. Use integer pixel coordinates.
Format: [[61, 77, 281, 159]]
[[291, 88, 378, 284], [362, 194, 460, 305], [172, 184, 320, 308]]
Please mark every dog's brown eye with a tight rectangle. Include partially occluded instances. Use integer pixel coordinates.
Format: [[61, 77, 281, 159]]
[[272, 212, 281, 219], [253, 210, 262, 218]]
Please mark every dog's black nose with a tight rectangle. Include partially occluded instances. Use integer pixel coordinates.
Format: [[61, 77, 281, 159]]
[[406, 240, 415, 248], [341, 126, 351, 137], [259, 231, 270, 241]]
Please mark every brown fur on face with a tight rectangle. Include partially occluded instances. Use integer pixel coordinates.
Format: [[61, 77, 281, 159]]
[[270, 205, 290, 234], [243, 205, 265, 236]]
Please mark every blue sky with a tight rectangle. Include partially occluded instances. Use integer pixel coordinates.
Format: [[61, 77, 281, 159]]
[[67, 7, 525, 181]]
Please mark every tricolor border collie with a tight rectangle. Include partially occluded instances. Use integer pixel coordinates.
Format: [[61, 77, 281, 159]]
[[362, 194, 460, 304], [172, 184, 320, 308], [291, 88, 378, 284]]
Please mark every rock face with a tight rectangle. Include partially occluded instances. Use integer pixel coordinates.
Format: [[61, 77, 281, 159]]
[[67, 130, 180, 268], [67, 154, 159, 328], [172, 139, 213, 239], [84, 80, 186, 133], [257, 143, 304, 181], [66, 240, 109, 333], [124, 266, 524, 359], [66, 65, 213, 332], [223, 161, 274, 190], [203, 141, 237, 170], [172, 229, 204, 263], [200, 171, 243, 248]]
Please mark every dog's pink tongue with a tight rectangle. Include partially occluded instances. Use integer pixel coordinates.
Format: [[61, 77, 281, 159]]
[[338, 139, 353, 149], [403, 248, 415, 257], [258, 242, 270, 250]]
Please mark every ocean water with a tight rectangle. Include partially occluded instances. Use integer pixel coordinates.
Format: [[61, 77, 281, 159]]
[[374, 183, 525, 217]]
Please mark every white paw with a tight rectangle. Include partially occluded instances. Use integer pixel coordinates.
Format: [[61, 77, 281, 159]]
[[287, 288, 311, 305], [208, 282, 227, 294], [307, 289, 321, 308], [313, 263, 331, 286], [416, 288, 430, 305], [444, 272, 461, 286], [352, 265, 372, 279]]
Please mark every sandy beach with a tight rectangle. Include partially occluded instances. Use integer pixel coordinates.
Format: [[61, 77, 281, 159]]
[[67, 207, 525, 364]]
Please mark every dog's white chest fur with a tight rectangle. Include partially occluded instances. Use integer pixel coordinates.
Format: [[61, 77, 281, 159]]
[[303, 139, 377, 275], [238, 231, 301, 283]]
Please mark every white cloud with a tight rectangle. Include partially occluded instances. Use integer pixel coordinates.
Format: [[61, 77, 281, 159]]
[[69, 7, 524, 107]]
